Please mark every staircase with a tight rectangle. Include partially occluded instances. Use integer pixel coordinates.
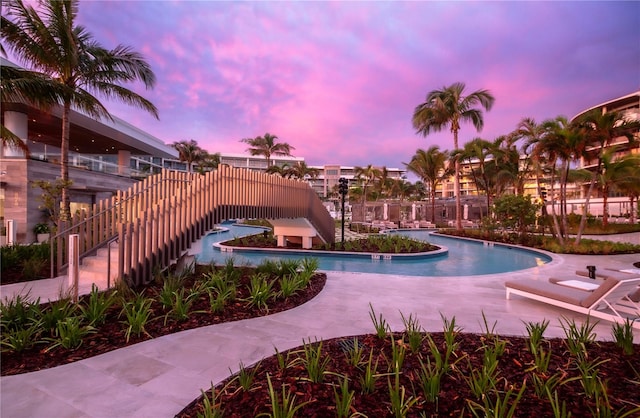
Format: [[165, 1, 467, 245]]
[[75, 244, 120, 293]]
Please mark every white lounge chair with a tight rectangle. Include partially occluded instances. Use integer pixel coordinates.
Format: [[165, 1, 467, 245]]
[[505, 274, 640, 329]]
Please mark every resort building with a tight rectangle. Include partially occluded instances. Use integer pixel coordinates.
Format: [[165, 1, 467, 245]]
[[307, 165, 406, 199], [1, 59, 178, 243]]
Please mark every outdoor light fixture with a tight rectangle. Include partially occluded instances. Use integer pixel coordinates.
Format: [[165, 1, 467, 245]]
[[339, 177, 349, 244]]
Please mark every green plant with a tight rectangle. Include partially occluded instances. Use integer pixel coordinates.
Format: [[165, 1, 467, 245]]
[[234, 360, 260, 391], [388, 334, 406, 373], [156, 273, 186, 310], [0, 293, 42, 332], [258, 373, 309, 418], [277, 274, 301, 300], [400, 311, 423, 353], [463, 344, 502, 401], [244, 273, 275, 311], [79, 285, 118, 326], [197, 384, 224, 418], [33, 223, 50, 235], [466, 381, 526, 418], [342, 337, 365, 367], [368, 303, 390, 339], [207, 287, 233, 313], [545, 387, 571, 418], [560, 316, 598, 359], [611, 319, 635, 355], [359, 348, 381, 395], [417, 354, 442, 407], [46, 316, 94, 350], [120, 291, 154, 342], [21, 255, 48, 281], [39, 298, 78, 335], [166, 288, 201, 322], [1, 319, 43, 352], [387, 366, 417, 418], [298, 338, 331, 383], [333, 376, 359, 418]]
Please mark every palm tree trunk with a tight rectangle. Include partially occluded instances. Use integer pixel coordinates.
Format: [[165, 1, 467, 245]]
[[453, 131, 462, 230], [576, 167, 600, 245], [630, 196, 637, 225], [602, 185, 609, 229], [60, 101, 72, 222], [549, 168, 564, 245], [430, 189, 436, 224]]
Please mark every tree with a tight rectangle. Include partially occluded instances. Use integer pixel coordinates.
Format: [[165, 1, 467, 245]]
[[456, 137, 494, 216], [354, 164, 382, 204], [597, 152, 640, 228], [412, 82, 494, 230], [195, 152, 220, 175], [492, 194, 539, 238], [172, 139, 206, 173], [404, 146, 452, 223], [574, 109, 640, 240], [240, 133, 294, 168], [615, 159, 640, 225], [2, 0, 158, 221]]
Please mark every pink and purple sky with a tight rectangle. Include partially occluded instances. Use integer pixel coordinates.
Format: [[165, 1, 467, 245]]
[[29, 1, 640, 169]]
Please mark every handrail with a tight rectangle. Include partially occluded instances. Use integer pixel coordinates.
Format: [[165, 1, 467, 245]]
[[51, 166, 335, 286], [50, 170, 192, 277], [106, 236, 118, 289]]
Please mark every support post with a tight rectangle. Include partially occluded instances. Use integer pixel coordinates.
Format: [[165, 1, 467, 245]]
[[339, 178, 349, 244], [6, 220, 16, 245], [68, 234, 79, 303]]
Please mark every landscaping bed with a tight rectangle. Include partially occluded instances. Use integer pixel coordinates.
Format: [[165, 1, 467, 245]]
[[1, 260, 325, 376], [177, 313, 640, 417]]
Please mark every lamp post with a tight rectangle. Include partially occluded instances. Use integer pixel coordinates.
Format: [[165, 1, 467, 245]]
[[339, 177, 349, 244]]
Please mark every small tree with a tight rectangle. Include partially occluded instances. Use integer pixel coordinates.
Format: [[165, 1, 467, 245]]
[[31, 179, 72, 231], [492, 194, 539, 237]]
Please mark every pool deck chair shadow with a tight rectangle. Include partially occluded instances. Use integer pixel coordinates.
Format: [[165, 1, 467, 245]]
[[505, 274, 640, 329]]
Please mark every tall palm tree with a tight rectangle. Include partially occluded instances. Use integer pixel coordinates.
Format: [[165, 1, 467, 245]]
[[287, 161, 320, 180], [574, 109, 639, 241], [2, 0, 158, 221], [240, 132, 295, 168], [172, 139, 206, 173], [354, 164, 382, 204], [195, 152, 220, 175], [597, 152, 640, 228], [536, 116, 586, 244], [514, 117, 546, 197], [412, 82, 495, 230], [616, 160, 640, 225], [457, 137, 494, 216], [404, 146, 452, 223]]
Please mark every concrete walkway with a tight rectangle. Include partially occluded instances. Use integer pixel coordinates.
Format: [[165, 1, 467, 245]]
[[1, 233, 639, 417]]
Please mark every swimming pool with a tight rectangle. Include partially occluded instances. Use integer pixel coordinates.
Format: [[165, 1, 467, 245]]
[[196, 223, 551, 277]]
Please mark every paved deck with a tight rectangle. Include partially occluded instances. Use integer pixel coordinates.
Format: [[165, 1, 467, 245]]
[[1, 232, 639, 417]]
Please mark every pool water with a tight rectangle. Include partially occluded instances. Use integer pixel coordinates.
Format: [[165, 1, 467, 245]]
[[196, 223, 551, 277]]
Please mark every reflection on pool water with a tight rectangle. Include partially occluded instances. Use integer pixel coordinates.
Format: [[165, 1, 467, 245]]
[[196, 223, 551, 277]]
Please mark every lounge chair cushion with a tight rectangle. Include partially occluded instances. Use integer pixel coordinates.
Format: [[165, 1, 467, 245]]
[[504, 280, 587, 306]]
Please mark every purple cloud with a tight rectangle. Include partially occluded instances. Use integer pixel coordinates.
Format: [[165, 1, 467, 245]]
[[13, 1, 639, 170]]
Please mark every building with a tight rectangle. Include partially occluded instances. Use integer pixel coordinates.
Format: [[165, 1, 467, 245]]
[[308, 165, 406, 199], [1, 60, 177, 243]]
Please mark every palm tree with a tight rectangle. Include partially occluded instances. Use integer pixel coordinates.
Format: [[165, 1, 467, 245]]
[[616, 160, 640, 225], [195, 152, 220, 175], [514, 118, 546, 196], [404, 146, 452, 223], [1, 61, 64, 155], [412, 82, 495, 230], [2, 0, 158, 221], [354, 164, 382, 204], [290, 161, 320, 180], [457, 137, 494, 216], [574, 109, 639, 240], [172, 139, 206, 173], [536, 116, 586, 244], [597, 152, 640, 228], [240, 132, 295, 168]]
